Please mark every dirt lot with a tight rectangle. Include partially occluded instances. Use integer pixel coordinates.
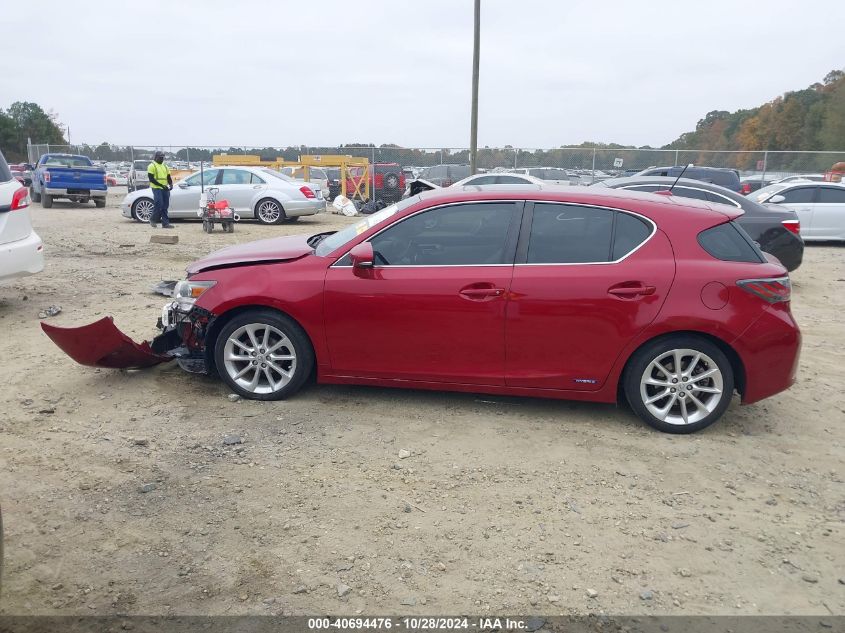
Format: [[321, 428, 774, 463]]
[[0, 190, 843, 616]]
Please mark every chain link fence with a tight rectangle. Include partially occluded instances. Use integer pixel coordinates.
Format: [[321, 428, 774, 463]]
[[26, 142, 845, 189]]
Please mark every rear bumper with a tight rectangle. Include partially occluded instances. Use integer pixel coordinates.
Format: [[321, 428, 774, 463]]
[[44, 187, 107, 198], [0, 230, 44, 281], [733, 304, 801, 404], [284, 199, 326, 217], [760, 231, 804, 272]]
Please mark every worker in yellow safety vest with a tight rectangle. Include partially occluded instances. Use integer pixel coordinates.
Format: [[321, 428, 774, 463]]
[[147, 151, 174, 228]]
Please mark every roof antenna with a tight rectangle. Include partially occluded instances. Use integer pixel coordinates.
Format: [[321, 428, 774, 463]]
[[667, 163, 693, 194]]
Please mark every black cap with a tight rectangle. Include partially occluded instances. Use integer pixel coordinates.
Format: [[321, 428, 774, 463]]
[[154, 151, 165, 160]]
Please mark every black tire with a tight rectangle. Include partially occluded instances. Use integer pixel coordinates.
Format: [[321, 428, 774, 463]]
[[42, 193, 53, 208], [30, 186, 41, 203], [214, 309, 314, 401], [623, 335, 734, 434], [255, 198, 285, 225], [95, 198, 106, 208]]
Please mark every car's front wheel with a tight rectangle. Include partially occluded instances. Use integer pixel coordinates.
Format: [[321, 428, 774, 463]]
[[214, 310, 314, 400], [131, 198, 155, 222], [624, 336, 734, 434]]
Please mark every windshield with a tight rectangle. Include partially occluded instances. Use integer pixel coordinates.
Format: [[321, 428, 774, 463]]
[[314, 197, 419, 257], [44, 156, 92, 168], [261, 168, 294, 182], [134, 160, 149, 170], [753, 183, 789, 202]]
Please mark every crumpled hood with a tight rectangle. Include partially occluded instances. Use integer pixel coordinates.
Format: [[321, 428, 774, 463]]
[[186, 234, 313, 274]]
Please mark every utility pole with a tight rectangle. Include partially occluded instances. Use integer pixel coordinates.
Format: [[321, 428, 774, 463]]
[[469, 0, 480, 175]]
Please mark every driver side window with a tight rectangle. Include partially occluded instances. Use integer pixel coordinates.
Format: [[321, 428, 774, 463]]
[[369, 203, 517, 266]]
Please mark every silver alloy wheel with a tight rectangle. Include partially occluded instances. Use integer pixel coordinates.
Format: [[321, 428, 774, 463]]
[[133, 198, 155, 222], [257, 200, 282, 224], [639, 348, 724, 425], [223, 323, 297, 395]]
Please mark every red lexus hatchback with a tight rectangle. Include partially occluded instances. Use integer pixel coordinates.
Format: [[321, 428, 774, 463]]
[[44, 186, 800, 433]]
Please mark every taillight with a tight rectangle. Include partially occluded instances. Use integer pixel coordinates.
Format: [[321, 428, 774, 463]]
[[44, 172, 51, 183], [299, 186, 316, 199], [782, 219, 800, 235], [11, 186, 30, 210], [737, 276, 791, 303], [740, 183, 752, 195]]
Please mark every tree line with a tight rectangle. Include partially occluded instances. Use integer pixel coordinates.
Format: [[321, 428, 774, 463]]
[[0, 102, 66, 162], [664, 68, 845, 171]]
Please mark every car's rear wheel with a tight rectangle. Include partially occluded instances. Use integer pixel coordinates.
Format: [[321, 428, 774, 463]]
[[132, 198, 154, 222], [255, 198, 284, 225], [30, 186, 41, 203], [624, 336, 734, 434], [42, 193, 53, 208], [95, 198, 106, 208], [214, 310, 313, 401]]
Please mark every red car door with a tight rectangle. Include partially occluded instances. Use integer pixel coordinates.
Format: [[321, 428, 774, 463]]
[[323, 201, 522, 385], [505, 202, 675, 390]]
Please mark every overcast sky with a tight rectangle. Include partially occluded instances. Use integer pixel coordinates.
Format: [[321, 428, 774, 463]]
[[2, 0, 843, 149]]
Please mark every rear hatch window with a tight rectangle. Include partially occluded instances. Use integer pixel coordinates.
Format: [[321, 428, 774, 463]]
[[698, 222, 766, 263]]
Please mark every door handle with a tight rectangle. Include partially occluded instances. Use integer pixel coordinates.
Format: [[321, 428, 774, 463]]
[[608, 285, 656, 297], [459, 285, 505, 301]]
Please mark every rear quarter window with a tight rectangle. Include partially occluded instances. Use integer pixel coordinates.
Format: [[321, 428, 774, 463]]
[[698, 222, 765, 263]]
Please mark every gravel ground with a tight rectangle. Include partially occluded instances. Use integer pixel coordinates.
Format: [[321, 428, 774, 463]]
[[0, 189, 843, 616]]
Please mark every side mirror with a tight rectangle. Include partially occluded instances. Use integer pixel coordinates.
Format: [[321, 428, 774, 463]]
[[349, 242, 374, 268], [769, 194, 786, 204], [178, 182, 189, 189]]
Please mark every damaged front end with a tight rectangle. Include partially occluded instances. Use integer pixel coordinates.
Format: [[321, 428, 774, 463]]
[[42, 280, 216, 373]]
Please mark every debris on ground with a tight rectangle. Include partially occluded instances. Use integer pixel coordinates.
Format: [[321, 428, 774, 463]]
[[150, 234, 179, 244], [38, 305, 62, 319], [332, 195, 358, 216]]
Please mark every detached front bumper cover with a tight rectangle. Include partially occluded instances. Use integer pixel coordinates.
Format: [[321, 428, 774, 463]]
[[41, 316, 177, 369]]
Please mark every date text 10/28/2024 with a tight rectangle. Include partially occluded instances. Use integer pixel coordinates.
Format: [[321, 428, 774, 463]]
[[308, 618, 535, 631]]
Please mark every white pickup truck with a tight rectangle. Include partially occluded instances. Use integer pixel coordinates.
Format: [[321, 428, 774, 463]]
[[127, 159, 151, 191]]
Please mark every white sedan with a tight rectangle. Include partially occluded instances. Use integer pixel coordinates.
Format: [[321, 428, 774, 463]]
[[120, 166, 325, 225], [451, 172, 545, 187], [0, 152, 44, 281], [755, 181, 845, 241]]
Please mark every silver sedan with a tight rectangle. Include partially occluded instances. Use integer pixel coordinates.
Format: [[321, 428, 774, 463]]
[[120, 166, 325, 224]]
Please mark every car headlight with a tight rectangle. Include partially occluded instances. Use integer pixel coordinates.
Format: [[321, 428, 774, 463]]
[[173, 279, 216, 311]]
